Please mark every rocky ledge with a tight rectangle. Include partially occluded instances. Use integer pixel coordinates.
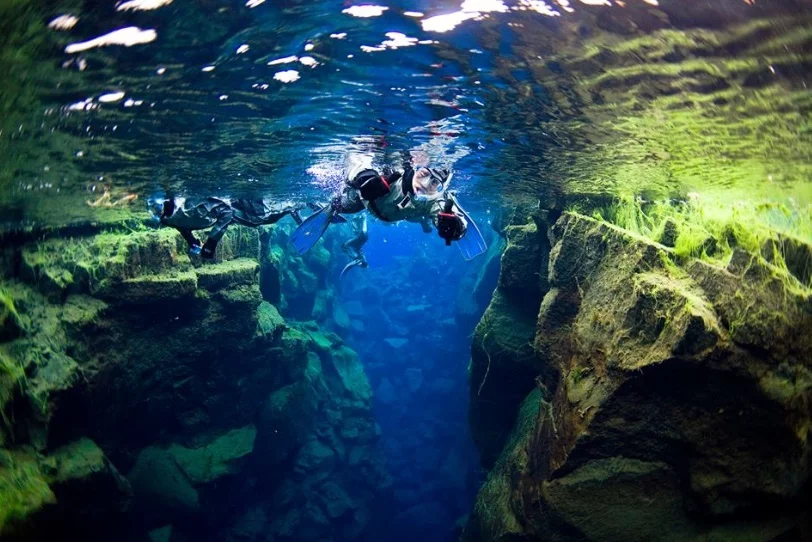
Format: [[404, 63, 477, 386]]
[[0, 224, 391, 541], [464, 211, 811, 542]]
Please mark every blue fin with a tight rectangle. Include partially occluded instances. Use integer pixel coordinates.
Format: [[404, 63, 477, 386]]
[[456, 207, 488, 261], [290, 206, 333, 254], [307, 203, 347, 224]]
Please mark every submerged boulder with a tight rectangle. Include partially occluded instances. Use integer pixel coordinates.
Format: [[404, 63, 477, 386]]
[[128, 447, 200, 518], [168, 425, 257, 484], [465, 212, 812, 542], [255, 382, 318, 465]]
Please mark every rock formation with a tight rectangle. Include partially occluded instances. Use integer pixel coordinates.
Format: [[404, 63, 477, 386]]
[[0, 223, 391, 541], [464, 210, 811, 541]]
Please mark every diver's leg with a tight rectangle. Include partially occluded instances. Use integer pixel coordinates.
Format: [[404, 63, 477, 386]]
[[177, 228, 202, 254], [341, 215, 369, 276], [201, 204, 234, 259], [342, 214, 368, 257]]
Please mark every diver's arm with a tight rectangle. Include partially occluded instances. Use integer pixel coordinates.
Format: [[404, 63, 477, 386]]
[[348, 168, 400, 201], [433, 198, 467, 245]]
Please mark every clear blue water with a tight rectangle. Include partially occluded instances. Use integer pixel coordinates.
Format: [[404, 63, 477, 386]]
[[1, 0, 810, 540], [336, 223, 498, 542]]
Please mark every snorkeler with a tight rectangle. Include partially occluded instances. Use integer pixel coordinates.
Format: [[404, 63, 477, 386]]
[[291, 154, 487, 273], [148, 196, 304, 259]]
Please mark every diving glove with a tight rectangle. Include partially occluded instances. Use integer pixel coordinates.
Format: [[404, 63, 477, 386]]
[[437, 200, 465, 246], [350, 169, 396, 201], [188, 244, 202, 256]]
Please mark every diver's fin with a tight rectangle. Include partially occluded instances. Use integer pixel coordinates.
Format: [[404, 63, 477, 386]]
[[290, 206, 333, 254], [307, 202, 347, 224], [340, 258, 367, 278], [450, 194, 488, 261]]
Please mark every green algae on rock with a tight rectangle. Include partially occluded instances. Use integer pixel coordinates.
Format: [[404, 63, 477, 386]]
[[0, 449, 55, 533], [0, 223, 391, 540], [464, 211, 811, 542]]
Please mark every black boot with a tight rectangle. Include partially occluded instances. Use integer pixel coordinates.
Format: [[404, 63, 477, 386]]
[[201, 238, 218, 260]]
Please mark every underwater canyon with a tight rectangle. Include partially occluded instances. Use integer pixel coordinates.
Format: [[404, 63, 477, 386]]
[[1, 0, 811, 541]]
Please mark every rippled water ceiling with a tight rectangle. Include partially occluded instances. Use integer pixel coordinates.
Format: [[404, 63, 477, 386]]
[[0, 0, 809, 231]]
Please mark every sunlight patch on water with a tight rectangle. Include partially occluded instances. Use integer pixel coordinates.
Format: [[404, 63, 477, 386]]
[[67, 98, 96, 111], [421, 12, 479, 33], [421, 0, 511, 33], [48, 15, 78, 30], [520, 0, 562, 16], [342, 5, 389, 18], [98, 92, 126, 103], [381, 32, 419, 49], [64, 27, 157, 54], [461, 0, 509, 12], [116, 0, 173, 12], [274, 70, 301, 83], [268, 55, 298, 66], [553, 0, 574, 13]]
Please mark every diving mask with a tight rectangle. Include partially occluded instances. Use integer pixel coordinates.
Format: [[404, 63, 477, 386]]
[[147, 197, 164, 225], [414, 167, 452, 200]]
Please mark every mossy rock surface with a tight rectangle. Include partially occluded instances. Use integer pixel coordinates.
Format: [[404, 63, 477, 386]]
[[328, 346, 372, 402], [96, 271, 199, 303], [194, 258, 259, 291], [256, 301, 286, 341], [465, 212, 811, 542], [0, 450, 55, 533], [0, 223, 390, 541], [168, 425, 257, 484], [0, 286, 26, 341]]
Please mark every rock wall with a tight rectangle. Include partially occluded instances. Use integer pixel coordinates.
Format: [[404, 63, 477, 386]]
[[464, 211, 811, 541], [0, 223, 391, 541]]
